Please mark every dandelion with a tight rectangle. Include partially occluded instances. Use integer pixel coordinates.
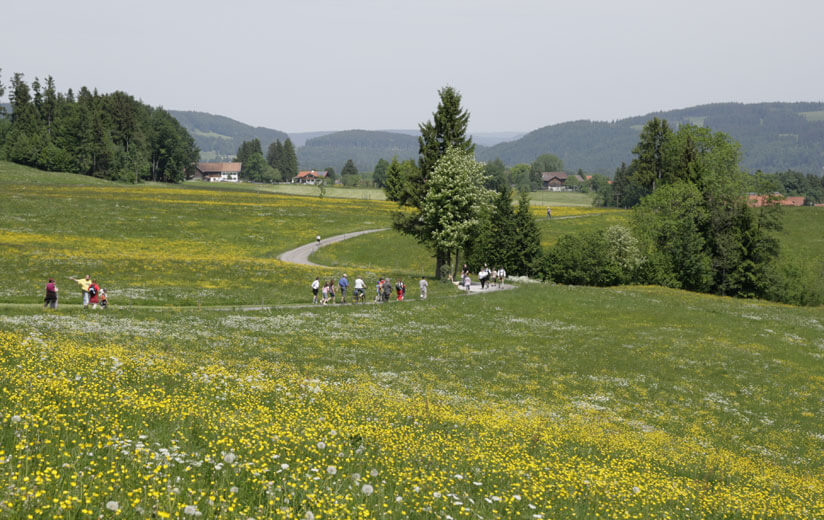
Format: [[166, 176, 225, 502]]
[[632, 485, 641, 495], [223, 452, 236, 464], [10, 415, 21, 424], [106, 501, 119, 511], [326, 465, 337, 475], [304, 511, 315, 520], [361, 484, 374, 496], [433, 492, 442, 499], [317, 441, 326, 450], [351, 472, 361, 482], [370, 468, 378, 477], [280, 463, 289, 470], [183, 505, 199, 516], [395, 496, 403, 503], [230, 486, 239, 494]]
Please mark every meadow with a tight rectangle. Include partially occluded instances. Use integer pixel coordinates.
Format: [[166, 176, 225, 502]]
[[1, 161, 824, 519], [0, 162, 453, 306]]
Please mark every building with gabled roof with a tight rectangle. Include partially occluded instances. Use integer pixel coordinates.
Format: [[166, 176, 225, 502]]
[[193, 162, 241, 182], [292, 170, 328, 184]]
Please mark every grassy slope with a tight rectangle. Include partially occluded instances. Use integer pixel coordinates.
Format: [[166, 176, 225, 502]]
[[0, 162, 449, 305], [2, 162, 824, 518]]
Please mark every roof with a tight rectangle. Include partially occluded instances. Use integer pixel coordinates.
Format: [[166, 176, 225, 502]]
[[197, 162, 242, 174], [747, 193, 806, 207], [541, 171, 567, 182], [295, 170, 328, 179]]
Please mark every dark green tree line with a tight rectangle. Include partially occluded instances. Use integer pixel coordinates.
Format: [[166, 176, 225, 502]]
[[0, 73, 198, 182]]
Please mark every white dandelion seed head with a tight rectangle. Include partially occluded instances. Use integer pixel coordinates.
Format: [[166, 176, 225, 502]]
[[105, 501, 119, 511], [184, 505, 199, 515], [223, 452, 236, 464], [316, 441, 326, 450], [361, 484, 374, 496], [351, 472, 361, 482], [395, 496, 403, 503], [230, 486, 239, 494], [326, 465, 337, 475], [433, 492, 442, 499], [370, 469, 378, 477], [632, 486, 640, 494], [329, 429, 337, 436], [304, 511, 315, 520], [281, 463, 289, 470], [11, 415, 21, 424]]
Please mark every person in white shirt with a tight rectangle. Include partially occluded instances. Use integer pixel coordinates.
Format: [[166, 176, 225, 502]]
[[497, 267, 506, 286], [419, 276, 428, 300], [353, 277, 366, 303], [311, 277, 320, 303]]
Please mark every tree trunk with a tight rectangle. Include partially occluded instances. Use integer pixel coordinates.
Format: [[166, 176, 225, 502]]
[[452, 248, 461, 279]]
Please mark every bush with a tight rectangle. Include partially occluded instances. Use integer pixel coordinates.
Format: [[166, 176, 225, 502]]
[[539, 227, 638, 286]]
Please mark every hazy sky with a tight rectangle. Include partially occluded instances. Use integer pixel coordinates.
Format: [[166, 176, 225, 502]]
[[2, 0, 822, 133]]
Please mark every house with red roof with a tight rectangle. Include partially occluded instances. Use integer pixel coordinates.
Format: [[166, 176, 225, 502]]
[[292, 170, 328, 185], [193, 162, 241, 182], [747, 193, 806, 207]]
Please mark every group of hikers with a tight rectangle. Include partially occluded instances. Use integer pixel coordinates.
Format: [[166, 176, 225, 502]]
[[43, 275, 108, 310], [312, 274, 429, 304], [459, 264, 507, 291]]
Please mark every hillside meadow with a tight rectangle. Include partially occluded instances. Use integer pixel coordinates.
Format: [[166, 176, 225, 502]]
[[0, 161, 454, 306], [1, 161, 824, 519]]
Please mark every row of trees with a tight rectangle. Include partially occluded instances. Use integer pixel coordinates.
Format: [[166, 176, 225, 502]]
[[543, 117, 800, 302], [232, 137, 300, 183], [0, 70, 198, 182], [384, 87, 543, 279]]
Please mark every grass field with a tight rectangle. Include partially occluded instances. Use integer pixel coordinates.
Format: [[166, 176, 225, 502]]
[[184, 179, 598, 207], [0, 162, 449, 305], [2, 161, 824, 519]]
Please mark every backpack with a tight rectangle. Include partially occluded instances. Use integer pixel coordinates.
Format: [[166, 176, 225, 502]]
[[88, 286, 97, 296]]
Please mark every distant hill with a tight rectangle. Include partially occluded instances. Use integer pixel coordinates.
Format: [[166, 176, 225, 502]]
[[297, 130, 420, 172], [477, 102, 824, 175], [168, 110, 288, 161]]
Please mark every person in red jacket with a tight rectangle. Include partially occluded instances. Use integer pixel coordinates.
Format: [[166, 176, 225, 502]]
[[89, 279, 101, 310]]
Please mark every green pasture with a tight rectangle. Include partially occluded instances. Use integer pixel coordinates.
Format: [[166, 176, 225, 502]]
[[0, 161, 450, 306], [2, 283, 824, 518], [2, 161, 824, 518]]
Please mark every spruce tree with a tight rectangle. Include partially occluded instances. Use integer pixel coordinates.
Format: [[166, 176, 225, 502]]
[[511, 191, 542, 276], [393, 86, 475, 278], [266, 139, 283, 171], [282, 138, 298, 179]]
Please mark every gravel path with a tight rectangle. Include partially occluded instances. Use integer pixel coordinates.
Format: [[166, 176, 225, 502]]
[[277, 228, 388, 266]]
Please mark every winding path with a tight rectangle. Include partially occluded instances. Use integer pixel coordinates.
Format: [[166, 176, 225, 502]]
[[277, 228, 388, 266]]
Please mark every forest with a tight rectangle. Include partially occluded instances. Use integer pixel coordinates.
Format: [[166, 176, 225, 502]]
[[0, 71, 198, 182]]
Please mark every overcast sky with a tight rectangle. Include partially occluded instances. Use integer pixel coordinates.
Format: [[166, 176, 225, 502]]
[[2, 0, 822, 133]]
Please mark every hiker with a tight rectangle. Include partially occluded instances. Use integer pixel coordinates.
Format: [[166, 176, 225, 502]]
[[376, 278, 383, 303], [312, 277, 320, 303], [354, 276, 365, 303], [479, 265, 490, 290], [382, 278, 392, 302], [44, 278, 58, 309], [88, 279, 101, 310], [395, 279, 405, 301], [328, 278, 336, 304], [419, 276, 428, 300], [547, 207, 551, 219], [321, 281, 330, 304], [100, 287, 108, 309], [338, 274, 349, 303], [71, 275, 92, 308], [463, 271, 471, 292], [497, 267, 507, 286]]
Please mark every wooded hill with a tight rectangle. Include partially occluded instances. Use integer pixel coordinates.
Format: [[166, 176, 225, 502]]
[[168, 110, 288, 160], [477, 102, 824, 175], [297, 130, 419, 172], [170, 102, 824, 176]]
